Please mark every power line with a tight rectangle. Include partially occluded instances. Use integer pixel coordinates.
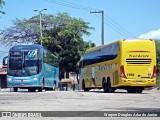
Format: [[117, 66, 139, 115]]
[[104, 16, 133, 38], [94, 14, 128, 38], [104, 14, 136, 38], [90, 12, 136, 38], [59, 0, 96, 11], [44, 0, 94, 11], [44, 0, 136, 39], [93, 13, 130, 38]]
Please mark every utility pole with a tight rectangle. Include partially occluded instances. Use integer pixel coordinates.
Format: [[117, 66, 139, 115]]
[[34, 9, 47, 46], [90, 10, 104, 45]]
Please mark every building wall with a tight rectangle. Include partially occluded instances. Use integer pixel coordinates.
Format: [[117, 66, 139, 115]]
[[0, 67, 7, 88], [0, 74, 7, 88]]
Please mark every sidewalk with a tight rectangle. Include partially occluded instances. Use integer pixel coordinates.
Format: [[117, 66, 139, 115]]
[[0, 88, 13, 92]]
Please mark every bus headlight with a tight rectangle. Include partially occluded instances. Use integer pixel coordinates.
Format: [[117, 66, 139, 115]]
[[7, 78, 12, 81], [32, 77, 37, 80], [32, 76, 39, 81]]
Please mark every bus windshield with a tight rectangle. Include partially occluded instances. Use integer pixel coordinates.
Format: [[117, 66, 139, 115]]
[[9, 57, 22, 70], [8, 51, 39, 76], [24, 51, 38, 75]]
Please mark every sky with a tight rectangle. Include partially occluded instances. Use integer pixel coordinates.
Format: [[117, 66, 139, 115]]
[[0, 0, 160, 62]]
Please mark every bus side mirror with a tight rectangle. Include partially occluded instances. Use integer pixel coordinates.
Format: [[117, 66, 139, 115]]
[[2, 56, 8, 68], [76, 62, 79, 70]]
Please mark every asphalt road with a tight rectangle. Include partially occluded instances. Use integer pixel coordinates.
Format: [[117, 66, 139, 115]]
[[0, 89, 160, 120]]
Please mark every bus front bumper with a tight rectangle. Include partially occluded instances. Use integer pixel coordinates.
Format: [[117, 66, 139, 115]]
[[7, 79, 42, 88]]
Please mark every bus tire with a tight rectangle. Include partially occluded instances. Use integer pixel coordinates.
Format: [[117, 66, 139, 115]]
[[82, 80, 89, 92], [136, 88, 143, 93], [127, 88, 136, 93], [38, 79, 44, 92], [107, 79, 114, 93], [102, 79, 107, 93], [13, 88, 18, 92], [29, 88, 35, 92], [38, 87, 43, 92], [53, 81, 56, 91]]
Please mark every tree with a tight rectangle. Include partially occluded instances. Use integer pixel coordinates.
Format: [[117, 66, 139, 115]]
[[0, 12, 95, 77], [0, 0, 5, 14], [155, 40, 160, 87], [155, 40, 160, 73], [0, 18, 39, 46], [42, 13, 95, 77]]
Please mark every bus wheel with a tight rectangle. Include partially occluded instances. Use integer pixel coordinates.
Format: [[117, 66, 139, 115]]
[[82, 80, 89, 92], [127, 88, 136, 93], [53, 81, 56, 91], [38, 79, 44, 92], [13, 88, 18, 92], [38, 87, 43, 92], [136, 88, 143, 93], [29, 88, 35, 92], [102, 80, 107, 93], [107, 80, 114, 93]]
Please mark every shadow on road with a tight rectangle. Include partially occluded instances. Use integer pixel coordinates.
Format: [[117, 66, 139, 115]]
[[78, 90, 150, 94]]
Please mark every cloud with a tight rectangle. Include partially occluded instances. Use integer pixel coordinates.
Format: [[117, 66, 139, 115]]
[[138, 29, 160, 39]]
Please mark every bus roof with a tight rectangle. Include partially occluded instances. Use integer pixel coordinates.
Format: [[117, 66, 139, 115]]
[[85, 40, 120, 53], [9, 44, 58, 58], [9, 44, 42, 51], [85, 39, 154, 54]]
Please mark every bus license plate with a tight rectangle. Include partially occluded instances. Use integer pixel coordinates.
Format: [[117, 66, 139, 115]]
[[20, 84, 25, 86], [137, 80, 142, 84]]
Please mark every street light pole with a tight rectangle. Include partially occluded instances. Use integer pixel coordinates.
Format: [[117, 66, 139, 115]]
[[34, 9, 47, 46], [39, 11, 42, 44]]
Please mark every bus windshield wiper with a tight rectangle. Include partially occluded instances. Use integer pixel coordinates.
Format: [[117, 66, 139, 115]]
[[22, 68, 31, 76], [14, 64, 22, 76]]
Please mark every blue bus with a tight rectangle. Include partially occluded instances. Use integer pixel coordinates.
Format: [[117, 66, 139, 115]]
[[7, 44, 59, 92]]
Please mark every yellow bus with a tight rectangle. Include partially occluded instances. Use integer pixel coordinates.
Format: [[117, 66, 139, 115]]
[[78, 39, 156, 93]]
